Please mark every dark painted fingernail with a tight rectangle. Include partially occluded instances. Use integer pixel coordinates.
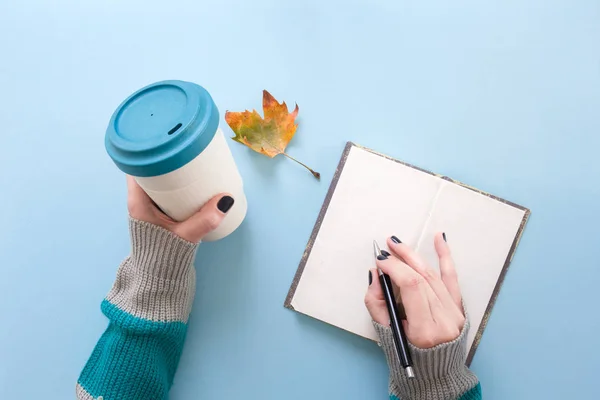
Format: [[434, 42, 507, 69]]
[[391, 236, 402, 244], [217, 196, 235, 213], [381, 250, 391, 257], [368, 271, 373, 285], [377, 254, 388, 261], [442, 232, 447, 242]]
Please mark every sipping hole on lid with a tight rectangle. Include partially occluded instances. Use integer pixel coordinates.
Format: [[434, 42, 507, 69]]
[[168, 123, 182, 135]]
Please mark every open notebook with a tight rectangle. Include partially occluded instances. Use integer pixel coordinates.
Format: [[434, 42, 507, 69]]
[[285, 142, 529, 364]]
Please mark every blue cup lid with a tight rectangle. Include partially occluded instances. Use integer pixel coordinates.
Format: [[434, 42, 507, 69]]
[[105, 80, 219, 177]]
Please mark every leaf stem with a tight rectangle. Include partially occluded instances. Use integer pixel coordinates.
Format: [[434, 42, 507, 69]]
[[282, 153, 321, 179]]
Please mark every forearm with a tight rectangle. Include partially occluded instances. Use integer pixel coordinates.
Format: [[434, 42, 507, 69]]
[[373, 320, 481, 400], [77, 218, 198, 400]]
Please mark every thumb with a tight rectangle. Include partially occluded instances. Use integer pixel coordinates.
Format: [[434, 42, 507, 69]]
[[364, 268, 389, 326], [174, 194, 234, 243]]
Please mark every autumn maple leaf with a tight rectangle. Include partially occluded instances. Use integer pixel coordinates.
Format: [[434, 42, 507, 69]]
[[225, 90, 320, 179]]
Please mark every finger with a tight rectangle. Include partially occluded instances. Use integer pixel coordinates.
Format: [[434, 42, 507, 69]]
[[386, 237, 439, 278], [388, 237, 459, 313], [376, 256, 433, 329], [126, 175, 164, 222], [364, 268, 389, 326], [367, 269, 384, 299], [175, 194, 233, 243], [126, 175, 151, 203], [435, 232, 462, 309]]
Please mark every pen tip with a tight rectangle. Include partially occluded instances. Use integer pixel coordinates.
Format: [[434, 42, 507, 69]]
[[373, 240, 382, 258]]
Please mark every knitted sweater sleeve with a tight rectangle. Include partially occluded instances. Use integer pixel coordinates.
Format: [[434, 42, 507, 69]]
[[373, 319, 482, 400], [76, 218, 198, 400]]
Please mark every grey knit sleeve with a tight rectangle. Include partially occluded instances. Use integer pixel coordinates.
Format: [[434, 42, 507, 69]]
[[104, 218, 199, 323], [76, 218, 200, 399], [373, 319, 480, 400]]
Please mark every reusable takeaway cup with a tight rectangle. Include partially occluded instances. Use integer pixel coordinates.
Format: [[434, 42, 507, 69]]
[[105, 80, 247, 241]]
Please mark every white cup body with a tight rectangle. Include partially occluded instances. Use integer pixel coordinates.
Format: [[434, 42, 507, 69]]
[[135, 128, 247, 241]]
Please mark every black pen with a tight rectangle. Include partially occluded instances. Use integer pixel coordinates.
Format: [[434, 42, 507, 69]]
[[373, 240, 415, 379]]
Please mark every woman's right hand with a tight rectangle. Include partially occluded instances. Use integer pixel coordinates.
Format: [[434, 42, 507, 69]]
[[364, 233, 465, 348]]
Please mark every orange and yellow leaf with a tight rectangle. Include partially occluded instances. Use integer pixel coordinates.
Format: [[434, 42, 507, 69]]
[[225, 90, 319, 179]]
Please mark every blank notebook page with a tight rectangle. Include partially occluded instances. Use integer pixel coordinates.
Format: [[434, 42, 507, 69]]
[[287, 144, 528, 359]]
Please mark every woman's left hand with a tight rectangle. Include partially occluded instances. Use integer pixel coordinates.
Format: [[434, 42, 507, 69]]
[[126, 175, 233, 244]]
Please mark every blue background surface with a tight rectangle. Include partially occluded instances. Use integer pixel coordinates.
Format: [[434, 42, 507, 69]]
[[1, 1, 598, 399]]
